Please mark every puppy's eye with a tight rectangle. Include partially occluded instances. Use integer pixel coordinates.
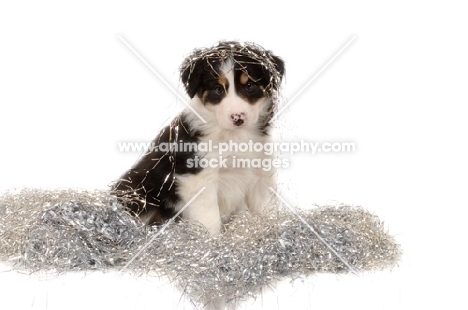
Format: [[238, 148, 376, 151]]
[[214, 84, 224, 95], [245, 81, 254, 91]]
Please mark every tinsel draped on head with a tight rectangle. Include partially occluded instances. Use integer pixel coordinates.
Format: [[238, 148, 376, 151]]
[[180, 41, 284, 94], [179, 41, 285, 124]]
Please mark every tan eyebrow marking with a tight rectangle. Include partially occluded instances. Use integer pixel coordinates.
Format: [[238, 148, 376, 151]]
[[240, 72, 249, 85], [218, 75, 228, 86]]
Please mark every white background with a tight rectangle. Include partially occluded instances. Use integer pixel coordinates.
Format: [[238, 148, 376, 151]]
[[1, 1, 467, 309]]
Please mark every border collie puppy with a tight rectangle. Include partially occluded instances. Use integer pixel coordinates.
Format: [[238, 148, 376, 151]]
[[112, 41, 285, 235]]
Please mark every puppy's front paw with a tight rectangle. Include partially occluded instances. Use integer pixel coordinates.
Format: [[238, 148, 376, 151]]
[[183, 201, 222, 236], [205, 220, 222, 236]]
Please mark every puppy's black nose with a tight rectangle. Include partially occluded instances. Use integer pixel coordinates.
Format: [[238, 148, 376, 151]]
[[231, 113, 245, 126]]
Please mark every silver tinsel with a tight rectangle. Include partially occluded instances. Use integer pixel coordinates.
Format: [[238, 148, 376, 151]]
[[0, 189, 400, 306]]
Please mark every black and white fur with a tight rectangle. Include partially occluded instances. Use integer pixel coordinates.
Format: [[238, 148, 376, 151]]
[[112, 42, 285, 235]]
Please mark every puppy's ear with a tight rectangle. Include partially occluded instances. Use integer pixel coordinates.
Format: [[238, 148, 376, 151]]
[[180, 58, 204, 99], [271, 55, 285, 80]]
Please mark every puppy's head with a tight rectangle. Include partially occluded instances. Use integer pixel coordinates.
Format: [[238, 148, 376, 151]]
[[180, 41, 285, 132]]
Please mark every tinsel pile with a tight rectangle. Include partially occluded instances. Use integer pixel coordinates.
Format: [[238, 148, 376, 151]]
[[0, 189, 400, 306]]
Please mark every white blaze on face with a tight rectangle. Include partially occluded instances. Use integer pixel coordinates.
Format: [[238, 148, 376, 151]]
[[208, 61, 265, 130]]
